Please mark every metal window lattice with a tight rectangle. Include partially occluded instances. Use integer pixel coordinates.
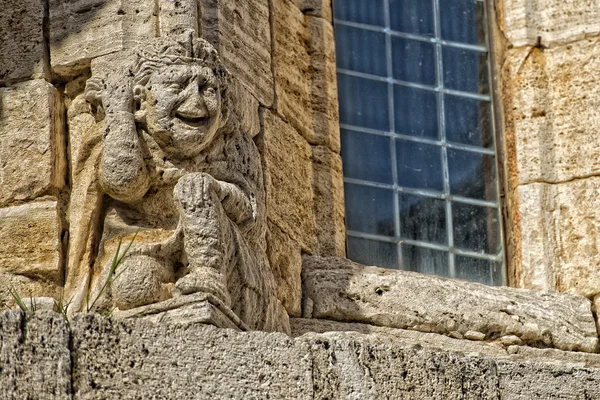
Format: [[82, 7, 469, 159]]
[[335, 0, 506, 285]]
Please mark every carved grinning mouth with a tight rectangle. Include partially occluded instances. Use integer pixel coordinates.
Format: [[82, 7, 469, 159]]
[[175, 111, 209, 127]]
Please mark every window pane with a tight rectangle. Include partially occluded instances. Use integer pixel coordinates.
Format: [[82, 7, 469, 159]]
[[345, 183, 395, 237], [347, 236, 398, 269], [439, 0, 486, 45], [455, 256, 503, 286], [334, 0, 385, 26], [341, 130, 392, 184], [390, 0, 434, 36], [394, 85, 438, 139], [403, 245, 449, 277], [338, 73, 389, 131], [445, 95, 492, 148], [452, 202, 500, 254], [448, 149, 497, 201], [442, 46, 489, 94], [400, 193, 447, 244], [336, 25, 387, 77], [391, 37, 436, 85], [396, 140, 443, 191]]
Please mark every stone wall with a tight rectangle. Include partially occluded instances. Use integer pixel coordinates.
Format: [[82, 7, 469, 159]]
[[4, 309, 600, 399], [497, 0, 600, 301], [0, 0, 345, 317]]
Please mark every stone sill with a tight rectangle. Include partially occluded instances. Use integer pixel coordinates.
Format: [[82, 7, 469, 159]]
[[301, 256, 600, 353]]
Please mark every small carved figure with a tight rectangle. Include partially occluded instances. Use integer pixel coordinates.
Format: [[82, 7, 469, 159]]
[[66, 37, 288, 332]]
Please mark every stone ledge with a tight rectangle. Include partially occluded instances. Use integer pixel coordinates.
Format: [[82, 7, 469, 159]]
[[302, 256, 599, 353], [4, 310, 600, 399]]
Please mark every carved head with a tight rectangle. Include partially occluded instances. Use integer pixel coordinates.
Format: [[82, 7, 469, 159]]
[[88, 37, 231, 159], [134, 38, 231, 158]]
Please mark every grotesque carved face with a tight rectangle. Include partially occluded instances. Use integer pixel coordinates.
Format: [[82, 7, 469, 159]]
[[143, 64, 224, 158]]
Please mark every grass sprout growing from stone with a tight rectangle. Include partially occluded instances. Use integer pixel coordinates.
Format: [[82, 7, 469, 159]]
[[54, 289, 72, 325], [87, 231, 138, 312], [8, 286, 28, 314]]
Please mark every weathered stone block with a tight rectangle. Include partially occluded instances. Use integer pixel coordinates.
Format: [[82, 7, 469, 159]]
[[71, 313, 313, 399], [291, 0, 333, 21], [273, 0, 312, 138], [504, 38, 600, 185], [200, 0, 273, 106], [307, 16, 340, 153], [311, 146, 345, 257], [302, 256, 599, 353], [0, 201, 64, 283], [272, 4, 340, 152], [267, 221, 302, 317], [0, 0, 48, 84], [0, 80, 65, 206], [501, 0, 600, 47], [516, 179, 600, 298], [230, 77, 261, 138], [158, 0, 199, 37], [0, 311, 71, 400], [49, 0, 156, 78], [262, 110, 317, 252]]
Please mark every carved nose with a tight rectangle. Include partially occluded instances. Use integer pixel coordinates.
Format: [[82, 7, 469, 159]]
[[177, 91, 208, 119]]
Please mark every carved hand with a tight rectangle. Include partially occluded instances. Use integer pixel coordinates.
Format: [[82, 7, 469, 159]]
[[174, 173, 252, 224]]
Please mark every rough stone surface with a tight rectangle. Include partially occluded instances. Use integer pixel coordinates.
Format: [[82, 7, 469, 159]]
[[267, 221, 303, 317], [3, 310, 600, 399], [273, 0, 312, 140], [262, 110, 317, 252], [0, 311, 71, 400], [272, 5, 340, 152], [302, 256, 599, 353], [291, 0, 333, 21], [0, 0, 48, 84], [0, 80, 65, 207], [158, 0, 199, 37], [501, 0, 600, 47], [49, 0, 156, 78], [0, 201, 64, 287], [306, 16, 340, 153], [71, 313, 312, 399], [200, 0, 273, 106], [311, 145, 346, 257], [230, 77, 261, 138], [516, 179, 600, 298], [503, 39, 600, 186]]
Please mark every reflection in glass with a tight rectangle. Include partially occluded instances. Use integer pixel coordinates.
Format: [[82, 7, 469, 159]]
[[443, 47, 489, 94], [341, 130, 392, 184], [333, 0, 385, 26], [403, 245, 449, 277], [391, 38, 436, 85], [448, 149, 497, 201], [452, 202, 500, 254], [455, 256, 503, 286], [335, 25, 387, 77], [394, 85, 438, 139], [439, 0, 485, 45], [345, 183, 395, 237], [348, 236, 398, 269], [396, 140, 443, 191], [445, 95, 492, 147], [338, 73, 389, 131], [400, 194, 447, 244], [390, 0, 434, 36]]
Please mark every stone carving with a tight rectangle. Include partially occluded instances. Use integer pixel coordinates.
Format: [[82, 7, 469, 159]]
[[64, 36, 289, 333]]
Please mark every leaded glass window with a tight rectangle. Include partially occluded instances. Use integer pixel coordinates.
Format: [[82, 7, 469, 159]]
[[334, 0, 505, 285]]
